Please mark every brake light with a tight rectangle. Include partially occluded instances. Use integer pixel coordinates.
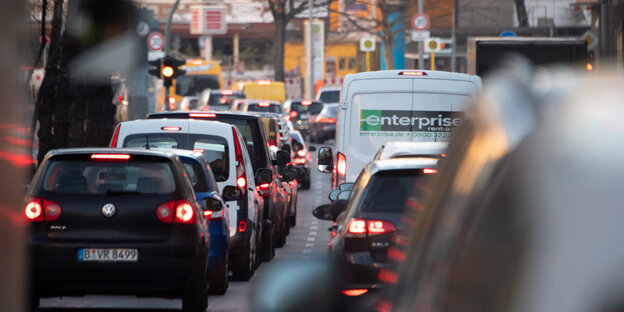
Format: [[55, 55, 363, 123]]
[[399, 71, 427, 76], [269, 138, 277, 147], [258, 101, 270, 107], [25, 198, 43, 221], [289, 111, 298, 119], [259, 183, 270, 190], [441, 153, 447, 158], [203, 211, 213, 217], [342, 289, 368, 296], [297, 150, 306, 157], [423, 168, 438, 174], [239, 220, 247, 232], [43, 199, 62, 221], [161, 126, 181, 131], [189, 113, 216, 118], [293, 158, 306, 165], [118, 95, 124, 103], [368, 220, 396, 234], [347, 219, 367, 234], [232, 127, 247, 194], [318, 117, 336, 123], [222, 89, 234, 95], [109, 123, 121, 147], [258, 80, 271, 85], [220, 97, 227, 104], [378, 268, 399, 284], [174, 200, 195, 223], [301, 100, 312, 105], [91, 154, 131, 160], [337, 152, 346, 176]]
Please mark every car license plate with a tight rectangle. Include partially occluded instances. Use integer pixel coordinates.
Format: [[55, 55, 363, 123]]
[[78, 248, 138, 262]]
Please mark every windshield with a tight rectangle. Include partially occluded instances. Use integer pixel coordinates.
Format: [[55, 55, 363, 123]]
[[359, 169, 433, 213], [318, 105, 338, 118], [207, 92, 244, 108], [176, 75, 220, 96], [291, 102, 323, 117], [42, 159, 175, 194], [319, 90, 340, 103], [123, 134, 229, 182], [247, 104, 283, 113]]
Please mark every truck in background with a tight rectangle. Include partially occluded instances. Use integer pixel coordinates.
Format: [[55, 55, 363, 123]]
[[467, 37, 588, 77]]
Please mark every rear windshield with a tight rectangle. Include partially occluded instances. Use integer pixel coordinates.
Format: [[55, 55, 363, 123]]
[[247, 104, 283, 114], [181, 160, 208, 193], [319, 90, 340, 103], [123, 134, 229, 182], [176, 75, 220, 96], [212, 117, 268, 170], [360, 169, 432, 213], [42, 159, 175, 194], [291, 102, 323, 116], [319, 105, 338, 118], [207, 93, 244, 108]]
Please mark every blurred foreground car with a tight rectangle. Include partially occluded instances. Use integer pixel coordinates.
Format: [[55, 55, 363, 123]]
[[27, 149, 221, 312], [313, 158, 438, 296]]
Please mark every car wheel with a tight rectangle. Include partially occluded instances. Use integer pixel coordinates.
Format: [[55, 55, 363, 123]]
[[30, 294, 40, 312], [182, 265, 208, 312], [208, 253, 228, 295], [232, 242, 254, 281], [261, 222, 275, 262]]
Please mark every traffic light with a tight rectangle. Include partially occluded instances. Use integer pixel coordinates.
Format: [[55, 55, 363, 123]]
[[148, 58, 162, 78], [161, 56, 186, 87]]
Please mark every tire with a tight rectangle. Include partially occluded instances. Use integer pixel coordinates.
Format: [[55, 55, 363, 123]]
[[232, 243, 254, 281], [30, 295, 39, 312], [182, 266, 208, 312], [261, 222, 275, 262], [208, 254, 228, 295]]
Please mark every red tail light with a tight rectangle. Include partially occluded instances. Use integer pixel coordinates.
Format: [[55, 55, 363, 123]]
[[293, 158, 306, 165], [378, 268, 399, 284], [258, 101, 270, 107], [337, 152, 346, 176], [118, 95, 124, 103], [318, 117, 336, 123], [204, 209, 223, 220], [91, 154, 131, 160], [269, 138, 277, 147], [301, 100, 312, 105], [423, 168, 438, 174], [399, 71, 426, 76], [109, 123, 121, 147], [368, 220, 396, 234], [156, 200, 175, 223], [342, 289, 368, 296], [220, 97, 227, 104], [238, 220, 247, 232], [25, 198, 43, 221], [189, 113, 216, 118], [259, 183, 270, 190], [232, 127, 247, 194], [25, 198, 62, 222], [289, 111, 298, 119], [347, 218, 367, 235], [297, 150, 306, 157], [161, 126, 181, 131], [157, 199, 196, 223]]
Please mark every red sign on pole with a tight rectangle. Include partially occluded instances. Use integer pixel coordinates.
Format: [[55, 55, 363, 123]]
[[412, 14, 430, 31], [190, 6, 227, 35]]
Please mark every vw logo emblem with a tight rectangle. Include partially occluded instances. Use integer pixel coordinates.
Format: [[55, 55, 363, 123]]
[[101, 203, 117, 218]]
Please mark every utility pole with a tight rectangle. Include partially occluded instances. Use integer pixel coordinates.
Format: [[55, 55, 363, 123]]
[[418, 0, 424, 69], [164, 0, 181, 110], [600, 0, 608, 65], [451, 1, 457, 72], [307, 0, 314, 99]]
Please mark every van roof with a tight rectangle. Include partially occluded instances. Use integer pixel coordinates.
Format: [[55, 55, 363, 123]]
[[344, 69, 479, 83]]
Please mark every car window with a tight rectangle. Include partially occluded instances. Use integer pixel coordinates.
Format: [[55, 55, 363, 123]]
[[175, 75, 220, 96], [247, 104, 283, 113], [360, 169, 432, 213], [42, 159, 175, 194], [125, 135, 180, 149], [190, 135, 229, 182], [212, 117, 268, 171], [318, 105, 338, 118], [291, 102, 323, 115], [319, 90, 340, 103], [181, 160, 209, 193]]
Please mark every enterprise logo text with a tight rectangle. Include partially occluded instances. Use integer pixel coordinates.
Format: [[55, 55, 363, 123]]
[[360, 110, 464, 132]]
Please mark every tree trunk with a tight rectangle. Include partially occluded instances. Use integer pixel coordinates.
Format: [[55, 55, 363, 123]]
[[514, 0, 529, 27], [273, 14, 286, 82]]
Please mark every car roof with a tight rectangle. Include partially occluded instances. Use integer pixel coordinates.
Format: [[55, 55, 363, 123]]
[[366, 158, 438, 176], [120, 118, 234, 132], [148, 111, 260, 120], [45, 147, 179, 160], [318, 87, 340, 92], [379, 142, 449, 159]]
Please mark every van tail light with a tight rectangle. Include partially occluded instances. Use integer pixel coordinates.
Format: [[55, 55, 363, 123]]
[[189, 113, 216, 118], [399, 71, 427, 76], [25, 198, 62, 222], [337, 152, 346, 176], [232, 127, 247, 194], [109, 123, 121, 147], [346, 218, 396, 237], [318, 117, 336, 123], [289, 111, 298, 119], [157, 199, 196, 223], [238, 220, 247, 232]]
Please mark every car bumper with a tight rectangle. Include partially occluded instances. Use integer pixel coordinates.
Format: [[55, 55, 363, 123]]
[[339, 252, 390, 290]]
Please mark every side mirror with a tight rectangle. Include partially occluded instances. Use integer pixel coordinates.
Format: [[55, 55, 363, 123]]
[[337, 190, 350, 201], [338, 183, 354, 192], [222, 185, 243, 201], [308, 145, 317, 152], [274, 150, 290, 166], [255, 168, 273, 185], [328, 189, 341, 201], [203, 197, 224, 211], [312, 204, 334, 221], [317, 146, 333, 173]]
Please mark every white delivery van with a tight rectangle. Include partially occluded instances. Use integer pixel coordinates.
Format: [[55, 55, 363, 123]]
[[317, 70, 481, 189]]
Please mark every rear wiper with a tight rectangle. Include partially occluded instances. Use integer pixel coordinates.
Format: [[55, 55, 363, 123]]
[[105, 190, 141, 195]]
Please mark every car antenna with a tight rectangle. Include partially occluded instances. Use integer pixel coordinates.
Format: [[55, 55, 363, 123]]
[[145, 135, 151, 150]]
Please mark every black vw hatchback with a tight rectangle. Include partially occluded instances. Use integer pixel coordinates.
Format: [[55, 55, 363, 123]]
[[26, 148, 215, 312]]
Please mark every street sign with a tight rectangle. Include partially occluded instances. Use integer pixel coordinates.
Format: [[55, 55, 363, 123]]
[[424, 37, 441, 53], [582, 30, 598, 50], [147, 32, 164, 51], [411, 30, 430, 41], [360, 37, 376, 52], [500, 30, 517, 37], [190, 6, 227, 35], [412, 14, 430, 31]]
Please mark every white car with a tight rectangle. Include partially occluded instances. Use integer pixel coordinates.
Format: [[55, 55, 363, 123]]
[[373, 141, 448, 161], [317, 70, 481, 190], [109, 118, 269, 280]]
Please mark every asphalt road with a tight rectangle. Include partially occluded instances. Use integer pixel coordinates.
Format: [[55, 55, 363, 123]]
[[38, 146, 334, 312]]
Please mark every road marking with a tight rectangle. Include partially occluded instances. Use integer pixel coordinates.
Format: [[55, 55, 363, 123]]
[[309, 231, 317, 236], [310, 225, 318, 230], [307, 237, 316, 241], [305, 243, 314, 247], [312, 220, 319, 225]]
